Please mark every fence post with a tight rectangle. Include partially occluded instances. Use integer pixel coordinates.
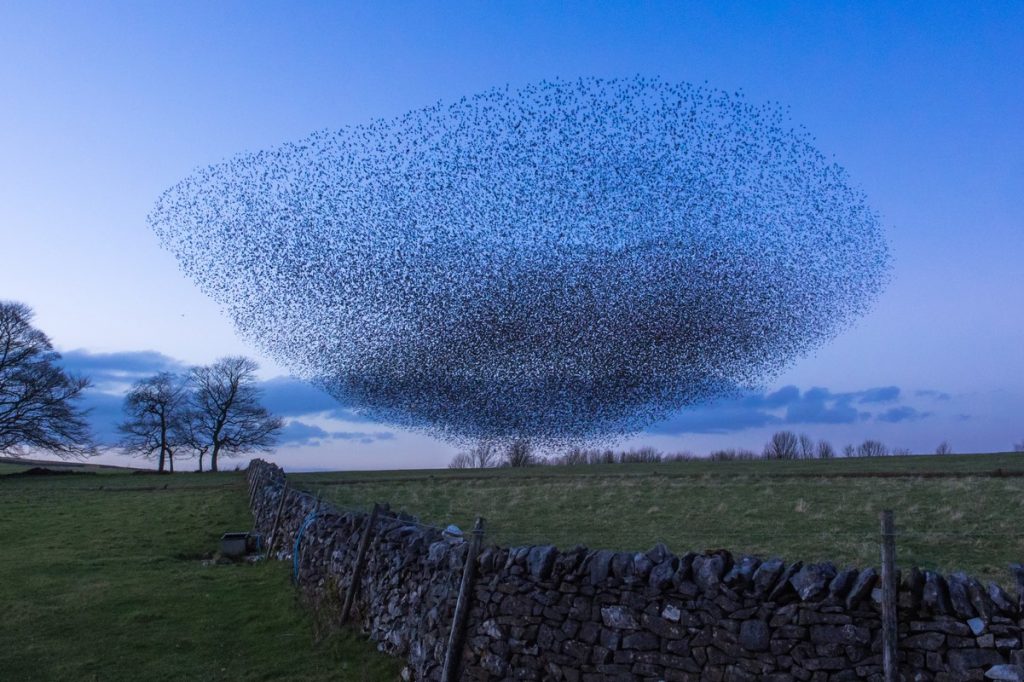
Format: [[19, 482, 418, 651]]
[[880, 509, 898, 682], [294, 497, 322, 582], [339, 503, 381, 625], [248, 466, 265, 508], [264, 482, 290, 557], [442, 517, 485, 682]]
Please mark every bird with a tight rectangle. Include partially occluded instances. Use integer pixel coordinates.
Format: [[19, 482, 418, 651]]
[[149, 76, 889, 451]]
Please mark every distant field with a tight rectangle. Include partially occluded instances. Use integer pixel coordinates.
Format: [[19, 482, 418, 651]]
[[0, 469, 400, 681], [298, 452, 1024, 588]]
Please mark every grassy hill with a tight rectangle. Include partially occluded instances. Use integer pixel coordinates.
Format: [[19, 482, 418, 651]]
[[0, 468, 400, 681], [296, 452, 1024, 588]]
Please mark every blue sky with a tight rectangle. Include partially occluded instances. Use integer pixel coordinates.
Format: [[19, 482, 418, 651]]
[[1, 1, 1021, 469]]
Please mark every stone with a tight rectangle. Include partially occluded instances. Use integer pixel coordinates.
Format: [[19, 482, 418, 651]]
[[694, 554, 727, 593], [842, 566, 876, 609], [969, 617, 988, 636], [990, 582, 1017, 615], [589, 550, 614, 585], [903, 632, 946, 651], [969, 577, 995, 620], [769, 561, 803, 602], [923, 571, 952, 615], [527, 545, 557, 580], [753, 559, 786, 596], [1011, 564, 1024, 610], [902, 566, 925, 610], [601, 605, 640, 630], [661, 602, 682, 622], [790, 564, 836, 601], [645, 542, 671, 565], [611, 551, 633, 579], [724, 555, 761, 589], [828, 568, 857, 600], [949, 647, 1006, 671], [809, 624, 870, 646], [622, 631, 659, 650], [986, 665, 1024, 681], [738, 619, 770, 652], [649, 558, 679, 590], [949, 572, 978, 620], [632, 552, 654, 581]]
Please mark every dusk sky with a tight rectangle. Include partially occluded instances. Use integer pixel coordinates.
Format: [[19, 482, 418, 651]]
[[1, 1, 1021, 470]]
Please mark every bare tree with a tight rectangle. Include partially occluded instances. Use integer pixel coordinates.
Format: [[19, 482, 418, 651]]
[[469, 440, 498, 468], [764, 431, 799, 460], [557, 448, 589, 466], [503, 439, 535, 467], [708, 448, 757, 461], [842, 444, 856, 457], [449, 441, 499, 469], [1015, 440, 1024, 453], [172, 407, 211, 472], [187, 357, 283, 472], [619, 447, 662, 464], [892, 447, 912, 456], [0, 302, 94, 458], [117, 372, 185, 473], [798, 433, 815, 460], [816, 440, 836, 459], [448, 452, 473, 469], [857, 439, 889, 457], [935, 441, 952, 456]]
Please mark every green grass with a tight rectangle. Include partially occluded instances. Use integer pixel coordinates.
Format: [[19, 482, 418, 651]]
[[0, 470, 401, 681], [297, 452, 1024, 588]]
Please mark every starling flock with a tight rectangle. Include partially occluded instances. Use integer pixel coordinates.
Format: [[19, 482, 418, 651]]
[[150, 77, 890, 448]]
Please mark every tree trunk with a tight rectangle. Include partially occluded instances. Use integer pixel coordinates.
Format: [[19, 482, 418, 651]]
[[157, 446, 166, 473], [210, 443, 219, 472], [197, 451, 204, 473], [168, 450, 174, 473]]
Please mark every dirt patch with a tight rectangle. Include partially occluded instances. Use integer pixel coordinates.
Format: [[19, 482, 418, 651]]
[[2, 467, 97, 478]]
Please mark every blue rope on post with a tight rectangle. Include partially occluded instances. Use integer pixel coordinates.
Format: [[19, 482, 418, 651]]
[[292, 509, 319, 581]]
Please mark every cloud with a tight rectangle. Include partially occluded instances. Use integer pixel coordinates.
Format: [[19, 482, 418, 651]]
[[257, 377, 372, 423], [331, 430, 396, 444], [647, 384, 937, 435], [876, 406, 931, 423], [279, 420, 396, 447], [783, 387, 862, 424], [60, 349, 186, 390], [278, 420, 332, 446], [916, 389, 952, 401], [857, 386, 900, 403], [646, 402, 782, 435]]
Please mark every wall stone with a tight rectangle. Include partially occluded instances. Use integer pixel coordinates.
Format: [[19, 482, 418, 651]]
[[247, 460, 1024, 681]]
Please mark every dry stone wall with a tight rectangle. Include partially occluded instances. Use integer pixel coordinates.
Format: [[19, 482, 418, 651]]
[[247, 460, 1024, 681]]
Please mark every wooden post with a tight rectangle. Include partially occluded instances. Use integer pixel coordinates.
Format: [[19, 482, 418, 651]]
[[442, 517, 485, 682], [880, 510, 898, 682], [248, 467, 264, 508], [295, 497, 322, 582], [264, 482, 290, 557], [339, 503, 381, 625]]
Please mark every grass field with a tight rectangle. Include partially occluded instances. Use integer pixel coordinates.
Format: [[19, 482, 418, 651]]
[[297, 452, 1024, 588], [0, 469, 401, 681]]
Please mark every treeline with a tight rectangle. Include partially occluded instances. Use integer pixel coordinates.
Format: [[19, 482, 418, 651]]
[[448, 431, 963, 469]]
